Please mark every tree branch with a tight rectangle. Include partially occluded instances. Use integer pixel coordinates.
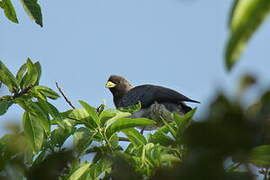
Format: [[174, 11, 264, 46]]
[[119, 137, 130, 142], [55, 82, 75, 109]]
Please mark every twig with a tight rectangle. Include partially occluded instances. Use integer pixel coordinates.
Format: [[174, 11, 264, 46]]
[[119, 137, 130, 142], [13, 85, 33, 98], [55, 82, 75, 109]]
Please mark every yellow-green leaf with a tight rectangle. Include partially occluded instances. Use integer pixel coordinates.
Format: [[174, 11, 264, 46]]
[[69, 162, 90, 180], [2, 0, 18, 23], [23, 112, 44, 153], [225, 0, 270, 71], [0, 61, 19, 92]]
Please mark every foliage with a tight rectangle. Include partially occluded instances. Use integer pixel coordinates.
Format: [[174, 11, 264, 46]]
[[225, 0, 270, 71], [1, 60, 270, 180], [2, 0, 270, 179], [0, 0, 42, 26]]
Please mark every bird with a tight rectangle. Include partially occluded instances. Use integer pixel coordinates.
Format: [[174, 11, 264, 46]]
[[105, 75, 199, 129]]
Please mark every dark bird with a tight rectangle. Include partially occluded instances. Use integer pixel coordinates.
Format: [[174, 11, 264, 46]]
[[105, 75, 199, 118]]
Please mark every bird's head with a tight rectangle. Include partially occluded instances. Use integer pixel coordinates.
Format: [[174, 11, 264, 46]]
[[105, 75, 133, 97]]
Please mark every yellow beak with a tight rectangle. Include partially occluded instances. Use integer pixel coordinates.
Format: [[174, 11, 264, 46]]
[[105, 81, 116, 88]]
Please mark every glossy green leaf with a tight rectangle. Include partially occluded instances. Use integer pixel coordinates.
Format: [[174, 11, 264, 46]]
[[25, 101, 50, 134], [99, 109, 118, 126], [225, 0, 270, 70], [56, 108, 94, 128], [104, 111, 131, 128], [2, 0, 18, 23], [0, 100, 12, 116], [79, 100, 100, 126], [33, 85, 59, 99], [16, 63, 27, 87], [88, 160, 111, 179], [22, 58, 39, 88], [36, 99, 60, 118], [248, 145, 270, 166], [23, 112, 44, 153], [122, 128, 146, 146], [0, 61, 19, 92], [106, 118, 155, 137], [34, 62, 41, 85], [61, 108, 89, 120], [69, 162, 90, 180], [20, 0, 43, 27]]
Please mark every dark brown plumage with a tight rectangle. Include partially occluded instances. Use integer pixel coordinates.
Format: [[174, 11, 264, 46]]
[[106, 75, 199, 114]]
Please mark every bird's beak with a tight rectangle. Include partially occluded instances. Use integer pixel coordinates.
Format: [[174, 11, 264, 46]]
[[105, 81, 116, 88]]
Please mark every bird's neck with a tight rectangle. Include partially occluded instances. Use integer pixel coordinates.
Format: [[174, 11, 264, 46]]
[[112, 86, 133, 107]]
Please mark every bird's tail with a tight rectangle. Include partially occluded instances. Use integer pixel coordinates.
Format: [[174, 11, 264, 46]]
[[187, 99, 200, 104]]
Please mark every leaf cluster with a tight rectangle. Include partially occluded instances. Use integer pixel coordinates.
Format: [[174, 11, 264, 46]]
[[1, 61, 270, 180]]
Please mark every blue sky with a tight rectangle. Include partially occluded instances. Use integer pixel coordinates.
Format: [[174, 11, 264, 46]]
[[1, 0, 270, 135]]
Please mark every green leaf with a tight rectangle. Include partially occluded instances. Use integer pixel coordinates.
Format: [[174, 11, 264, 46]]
[[33, 85, 60, 99], [22, 58, 39, 88], [104, 111, 131, 128], [51, 108, 100, 129], [61, 108, 89, 120], [174, 108, 196, 128], [160, 154, 180, 164], [106, 118, 155, 137], [0, 100, 12, 116], [225, 0, 270, 71], [16, 63, 27, 86], [2, 0, 18, 23], [73, 127, 94, 155], [20, 0, 43, 27], [0, 61, 19, 92], [25, 101, 50, 134], [122, 128, 146, 146], [148, 132, 175, 147], [99, 109, 118, 126], [88, 160, 111, 179], [109, 133, 120, 149], [248, 145, 270, 166], [79, 100, 100, 127], [34, 62, 41, 85], [174, 108, 195, 143], [160, 117, 176, 138], [118, 102, 141, 113], [23, 112, 44, 153], [36, 99, 60, 119], [51, 121, 75, 148], [69, 162, 91, 180]]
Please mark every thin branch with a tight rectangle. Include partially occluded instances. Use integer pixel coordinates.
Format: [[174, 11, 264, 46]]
[[55, 82, 75, 109], [119, 137, 130, 142]]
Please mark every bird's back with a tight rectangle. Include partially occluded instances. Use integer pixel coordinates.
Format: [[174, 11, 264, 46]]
[[119, 84, 199, 108]]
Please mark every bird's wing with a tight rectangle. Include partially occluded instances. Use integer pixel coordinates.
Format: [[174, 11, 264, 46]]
[[120, 85, 199, 108]]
